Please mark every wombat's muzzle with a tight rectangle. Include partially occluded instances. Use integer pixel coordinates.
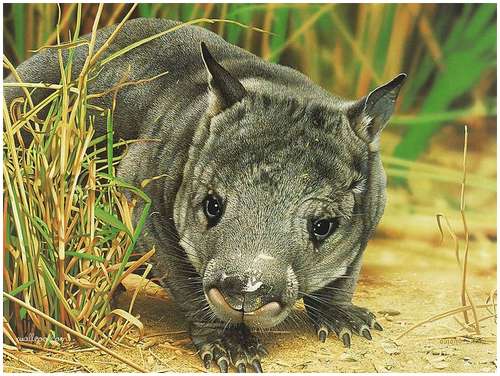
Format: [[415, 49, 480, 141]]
[[204, 266, 294, 328], [206, 286, 283, 328], [218, 274, 281, 311]]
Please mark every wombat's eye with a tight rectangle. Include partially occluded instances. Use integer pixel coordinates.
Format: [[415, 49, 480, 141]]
[[203, 194, 224, 227], [309, 218, 339, 242]]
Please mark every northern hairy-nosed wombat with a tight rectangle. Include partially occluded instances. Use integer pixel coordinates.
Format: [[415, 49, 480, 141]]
[[5, 18, 406, 372]]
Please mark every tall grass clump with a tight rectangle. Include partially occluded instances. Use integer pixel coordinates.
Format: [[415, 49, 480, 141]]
[[3, 5, 153, 349]]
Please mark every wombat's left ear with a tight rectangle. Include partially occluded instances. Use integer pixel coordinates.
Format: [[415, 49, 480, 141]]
[[200, 42, 247, 114], [347, 73, 407, 151]]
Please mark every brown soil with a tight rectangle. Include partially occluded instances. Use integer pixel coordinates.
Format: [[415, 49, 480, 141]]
[[3, 232, 496, 373]]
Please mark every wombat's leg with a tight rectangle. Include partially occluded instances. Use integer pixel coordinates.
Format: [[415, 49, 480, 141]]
[[304, 296, 383, 348], [304, 258, 382, 347], [304, 286, 382, 347], [190, 322, 267, 373]]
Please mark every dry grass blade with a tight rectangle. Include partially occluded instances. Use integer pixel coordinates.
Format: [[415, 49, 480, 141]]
[[394, 303, 493, 341], [329, 7, 382, 85], [395, 126, 492, 341], [36, 355, 83, 367], [107, 3, 128, 26], [265, 4, 334, 62], [436, 126, 480, 332], [98, 17, 271, 69], [15, 341, 66, 355], [415, 11, 443, 68], [435, 213, 479, 331], [87, 70, 169, 100], [458, 126, 479, 331], [4, 366, 35, 373], [108, 308, 145, 339], [88, 3, 138, 68], [43, 3, 78, 46], [29, 39, 89, 53], [128, 262, 154, 315], [3, 55, 35, 109], [3, 318, 21, 349], [485, 289, 497, 317], [143, 331, 187, 340], [109, 248, 155, 298]]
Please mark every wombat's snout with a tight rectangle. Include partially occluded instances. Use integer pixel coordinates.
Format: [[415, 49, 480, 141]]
[[204, 259, 296, 328], [206, 272, 284, 328], [216, 273, 280, 312]]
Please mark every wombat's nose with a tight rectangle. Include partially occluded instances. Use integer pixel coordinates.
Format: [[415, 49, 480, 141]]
[[218, 274, 276, 312], [219, 275, 245, 301]]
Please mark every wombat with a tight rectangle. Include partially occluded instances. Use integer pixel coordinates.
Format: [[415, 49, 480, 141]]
[[5, 18, 406, 372]]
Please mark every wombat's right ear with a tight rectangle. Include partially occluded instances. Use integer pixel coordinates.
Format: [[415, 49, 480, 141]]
[[347, 73, 407, 152], [200, 42, 247, 114]]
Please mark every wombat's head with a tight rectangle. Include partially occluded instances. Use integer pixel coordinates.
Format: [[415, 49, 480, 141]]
[[174, 43, 406, 328]]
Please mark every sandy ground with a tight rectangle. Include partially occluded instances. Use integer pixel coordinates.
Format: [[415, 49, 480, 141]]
[[3, 230, 496, 373], [3, 131, 497, 373]]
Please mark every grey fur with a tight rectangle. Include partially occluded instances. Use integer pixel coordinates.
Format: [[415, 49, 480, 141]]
[[5, 18, 406, 369]]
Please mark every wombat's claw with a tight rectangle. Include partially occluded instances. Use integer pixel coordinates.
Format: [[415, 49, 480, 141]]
[[237, 363, 246, 373], [218, 358, 229, 373], [311, 303, 382, 347], [318, 326, 328, 343], [203, 353, 212, 369], [340, 329, 352, 348], [192, 324, 267, 372], [252, 359, 263, 373]]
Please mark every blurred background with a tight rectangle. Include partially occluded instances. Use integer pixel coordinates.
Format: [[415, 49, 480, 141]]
[[2, 3, 496, 372], [3, 4, 496, 168], [2, 3, 496, 272]]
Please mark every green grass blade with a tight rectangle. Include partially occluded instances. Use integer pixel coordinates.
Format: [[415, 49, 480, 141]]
[[138, 3, 153, 18], [373, 5, 396, 77], [225, 4, 254, 45], [13, 4, 26, 62], [65, 251, 105, 262], [106, 109, 114, 178], [94, 206, 132, 238], [269, 7, 289, 63], [3, 280, 35, 301]]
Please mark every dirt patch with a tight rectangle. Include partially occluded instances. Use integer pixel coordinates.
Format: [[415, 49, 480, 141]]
[[3, 233, 496, 373]]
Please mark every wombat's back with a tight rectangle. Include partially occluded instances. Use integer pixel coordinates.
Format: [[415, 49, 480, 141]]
[[5, 18, 338, 141]]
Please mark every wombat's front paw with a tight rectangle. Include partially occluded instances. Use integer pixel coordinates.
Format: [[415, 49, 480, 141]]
[[307, 302, 383, 348], [190, 322, 267, 372]]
